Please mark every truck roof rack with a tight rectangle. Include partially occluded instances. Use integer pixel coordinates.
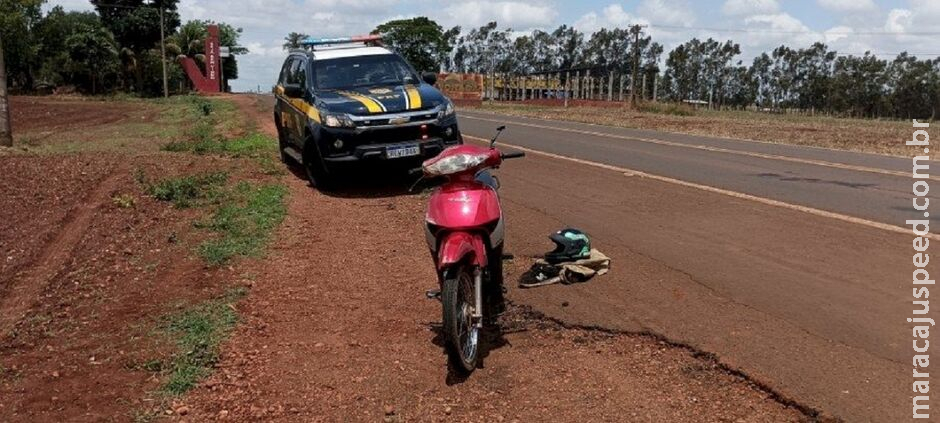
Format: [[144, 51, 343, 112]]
[[300, 35, 383, 50]]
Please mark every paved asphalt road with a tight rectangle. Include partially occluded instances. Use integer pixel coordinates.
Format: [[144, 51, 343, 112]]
[[456, 110, 927, 422], [459, 110, 930, 228]]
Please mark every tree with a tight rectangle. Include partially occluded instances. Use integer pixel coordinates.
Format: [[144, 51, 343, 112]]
[[886, 53, 937, 119], [795, 43, 836, 112], [662, 39, 699, 101], [552, 25, 584, 70], [830, 53, 889, 117], [92, 0, 180, 92], [0, 0, 43, 90], [372, 17, 459, 72], [529, 29, 557, 73], [92, 0, 179, 53], [63, 24, 119, 94], [583, 28, 631, 74], [453, 22, 511, 74], [33, 7, 107, 87], [662, 38, 740, 105], [283, 32, 309, 51], [0, 31, 12, 146]]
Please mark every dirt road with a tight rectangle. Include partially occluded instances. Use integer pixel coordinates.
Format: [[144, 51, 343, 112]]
[[179, 95, 809, 421]]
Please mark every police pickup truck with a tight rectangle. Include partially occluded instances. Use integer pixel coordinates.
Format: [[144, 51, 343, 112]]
[[274, 35, 463, 189]]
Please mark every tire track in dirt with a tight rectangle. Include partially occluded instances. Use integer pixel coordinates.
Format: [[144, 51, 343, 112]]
[[0, 167, 127, 338]]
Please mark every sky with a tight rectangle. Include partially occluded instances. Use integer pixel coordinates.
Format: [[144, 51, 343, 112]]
[[46, 0, 940, 92]]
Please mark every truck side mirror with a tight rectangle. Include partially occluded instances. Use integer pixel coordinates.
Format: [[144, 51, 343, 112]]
[[422, 72, 438, 86]]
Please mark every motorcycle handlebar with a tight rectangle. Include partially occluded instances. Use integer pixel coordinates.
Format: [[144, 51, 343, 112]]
[[501, 152, 526, 160]]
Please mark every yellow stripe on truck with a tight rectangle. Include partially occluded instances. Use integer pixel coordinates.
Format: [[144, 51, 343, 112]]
[[406, 86, 422, 110], [276, 85, 320, 123], [338, 91, 384, 113]]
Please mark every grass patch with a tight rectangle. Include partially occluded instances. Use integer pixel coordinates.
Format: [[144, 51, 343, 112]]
[[162, 95, 251, 155], [160, 288, 245, 395], [146, 172, 229, 208], [164, 131, 276, 158], [197, 182, 288, 266]]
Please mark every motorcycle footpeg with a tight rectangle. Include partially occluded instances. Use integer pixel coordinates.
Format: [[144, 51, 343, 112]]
[[425, 289, 441, 300]]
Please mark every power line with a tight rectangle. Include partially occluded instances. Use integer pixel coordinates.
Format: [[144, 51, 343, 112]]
[[649, 23, 940, 36], [838, 52, 940, 57]]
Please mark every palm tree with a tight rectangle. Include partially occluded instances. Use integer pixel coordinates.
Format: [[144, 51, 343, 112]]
[[168, 21, 206, 57], [283, 32, 309, 51]]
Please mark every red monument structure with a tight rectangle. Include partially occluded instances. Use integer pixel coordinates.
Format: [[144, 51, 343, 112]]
[[178, 25, 221, 93]]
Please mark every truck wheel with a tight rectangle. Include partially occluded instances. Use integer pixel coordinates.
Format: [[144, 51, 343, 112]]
[[277, 126, 292, 164], [303, 141, 333, 191]]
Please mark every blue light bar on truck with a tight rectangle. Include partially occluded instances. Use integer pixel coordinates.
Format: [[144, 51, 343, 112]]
[[300, 35, 383, 47]]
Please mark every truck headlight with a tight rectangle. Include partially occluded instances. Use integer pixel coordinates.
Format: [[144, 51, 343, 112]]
[[437, 100, 455, 119], [322, 113, 355, 128]]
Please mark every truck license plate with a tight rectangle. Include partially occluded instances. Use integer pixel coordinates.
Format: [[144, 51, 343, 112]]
[[386, 144, 420, 159]]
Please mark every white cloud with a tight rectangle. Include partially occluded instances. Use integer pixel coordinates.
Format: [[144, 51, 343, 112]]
[[638, 0, 695, 25], [817, 0, 876, 13], [574, 4, 646, 33], [41, 0, 93, 13], [822, 25, 852, 43], [721, 0, 779, 16], [909, 0, 940, 27], [884, 9, 913, 34], [441, 1, 557, 31]]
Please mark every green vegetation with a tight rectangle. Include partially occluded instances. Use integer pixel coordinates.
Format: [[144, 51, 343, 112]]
[[153, 96, 287, 264], [126, 95, 286, 419], [371, 17, 460, 73], [165, 131, 275, 158], [198, 183, 287, 265], [163, 96, 273, 159], [159, 289, 245, 395], [146, 172, 228, 209], [2, 0, 245, 96]]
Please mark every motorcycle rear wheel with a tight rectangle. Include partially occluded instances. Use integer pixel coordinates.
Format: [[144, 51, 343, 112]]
[[442, 266, 480, 373]]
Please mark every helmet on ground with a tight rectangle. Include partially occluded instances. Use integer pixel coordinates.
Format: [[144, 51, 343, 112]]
[[545, 228, 591, 263]]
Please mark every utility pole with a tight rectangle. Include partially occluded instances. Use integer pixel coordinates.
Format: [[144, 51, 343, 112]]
[[630, 24, 647, 107], [159, 4, 168, 98], [0, 32, 12, 147]]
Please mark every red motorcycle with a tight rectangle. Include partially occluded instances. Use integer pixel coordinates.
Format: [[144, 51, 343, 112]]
[[420, 126, 524, 372]]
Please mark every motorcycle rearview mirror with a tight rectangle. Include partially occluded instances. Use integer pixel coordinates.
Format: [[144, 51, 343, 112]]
[[490, 125, 507, 149]]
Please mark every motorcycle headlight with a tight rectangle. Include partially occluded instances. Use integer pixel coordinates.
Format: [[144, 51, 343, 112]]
[[423, 153, 488, 176], [437, 100, 455, 120], [322, 113, 355, 128]]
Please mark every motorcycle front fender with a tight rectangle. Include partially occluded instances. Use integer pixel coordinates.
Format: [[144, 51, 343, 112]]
[[437, 231, 487, 270]]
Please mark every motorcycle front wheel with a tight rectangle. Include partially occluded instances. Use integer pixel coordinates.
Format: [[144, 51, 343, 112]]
[[442, 266, 480, 373]]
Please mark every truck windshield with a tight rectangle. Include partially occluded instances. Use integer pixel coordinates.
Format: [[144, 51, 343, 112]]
[[314, 54, 419, 90]]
